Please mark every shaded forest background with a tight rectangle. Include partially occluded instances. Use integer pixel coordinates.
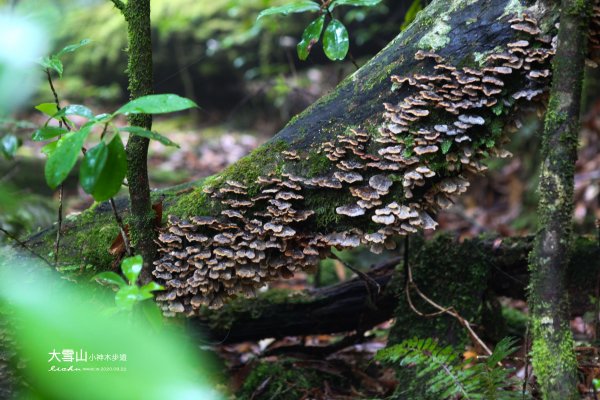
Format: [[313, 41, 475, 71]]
[[2, 0, 600, 398]]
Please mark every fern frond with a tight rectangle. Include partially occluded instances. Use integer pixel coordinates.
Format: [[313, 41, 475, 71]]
[[376, 336, 529, 400]]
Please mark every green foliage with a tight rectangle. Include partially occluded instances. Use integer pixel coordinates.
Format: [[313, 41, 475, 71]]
[[0, 256, 221, 399], [44, 123, 92, 189], [257, 0, 321, 20], [377, 337, 526, 399], [0, 134, 21, 159], [257, 0, 380, 61], [323, 19, 350, 60], [114, 94, 198, 115], [36, 92, 196, 198], [87, 135, 128, 201], [93, 255, 164, 312], [297, 15, 325, 60], [119, 126, 180, 147], [441, 139, 452, 154], [401, 0, 422, 31], [329, 0, 382, 9], [38, 39, 91, 77]]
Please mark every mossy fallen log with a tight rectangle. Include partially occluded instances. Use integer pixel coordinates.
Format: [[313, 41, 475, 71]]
[[192, 234, 599, 344], [27, 0, 566, 316]]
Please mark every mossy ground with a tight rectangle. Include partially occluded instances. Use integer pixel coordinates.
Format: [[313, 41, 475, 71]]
[[237, 358, 347, 400]]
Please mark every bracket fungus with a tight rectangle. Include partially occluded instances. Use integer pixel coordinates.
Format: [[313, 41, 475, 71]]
[[152, 12, 559, 316]]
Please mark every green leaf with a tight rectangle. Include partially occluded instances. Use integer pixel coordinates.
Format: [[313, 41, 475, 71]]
[[35, 102, 59, 117], [257, 0, 321, 20], [41, 141, 58, 158], [441, 140, 452, 154], [89, 134, 127, 201], [53, 104, 95, 120], [119, 126, 179, 147], [140, 281, 164, 295], [297, 15, 325, 60], [330, 0, 382, 10], [0, 135, 21, 159], [115, 94, 198, 115], [79, 142, 108, 194], [39, 55, 63, 77], [401, 0, 422, 31], [56, 39, 91, 57], [121, 255, 144, 285], [44, 124, 91, 189], [492, 102, 504, 116], [115, 286, 144, 310], [323, 19, 349, 61], [32, 126, 67, 141], [93, 271, 127, 288]]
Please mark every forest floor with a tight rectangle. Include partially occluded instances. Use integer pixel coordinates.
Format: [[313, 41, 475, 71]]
[[2, 79, 600, 399]]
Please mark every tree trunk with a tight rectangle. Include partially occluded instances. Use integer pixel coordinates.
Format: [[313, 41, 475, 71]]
[[121, 0, 156, 283], [528, 0, 592, 397]]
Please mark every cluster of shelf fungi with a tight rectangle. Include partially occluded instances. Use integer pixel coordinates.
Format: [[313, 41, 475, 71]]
[[152, 12, 585, 316]]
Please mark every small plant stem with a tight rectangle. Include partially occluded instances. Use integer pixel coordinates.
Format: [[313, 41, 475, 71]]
[[0, 227, 53, 267], [45, 68, 68, 265], [110, 198, 132, 256]]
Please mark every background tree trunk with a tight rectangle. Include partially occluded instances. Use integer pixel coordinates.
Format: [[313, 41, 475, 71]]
[[528, 0, 591, 398], [117, 0, 156, 283]]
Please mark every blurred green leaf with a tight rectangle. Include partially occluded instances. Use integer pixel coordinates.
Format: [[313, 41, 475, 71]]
[[115, 94, 198, 115], [44, 123, 91, 189], [39, 55, 63, 77], [0, 260, 221, 400], [401, 0, 422, 31], [93, 271, 127, 288], [56, 38, 92, 57], [441, 140, 452, 154], [297, 15, 325, 60], [0, 134, 21, 159], [41, 141, 58, 158], [115, 286, 146, 310], [32, 126, 67, 141], [140, 281, 164, 295], [121, 255, 143, 285], [119, 126, 179, 147], [35, 102, 59, 117], [79, 141, 108, 194], [330, 0, 382, 10], [89, 134, 127, 201], [323, 19, 349, 60], [257, 0, 320, 20], [53, 104, 95, 120]]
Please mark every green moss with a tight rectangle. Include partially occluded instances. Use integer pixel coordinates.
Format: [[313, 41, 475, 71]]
[[531, 312, 578, 397], [216, 139, 289, 195], [166, 141, 289, 218], [295, 149, 332, 178], [418, 15, 451, 50], [500, 0, 524, 18], [69, 208, 120, 269]]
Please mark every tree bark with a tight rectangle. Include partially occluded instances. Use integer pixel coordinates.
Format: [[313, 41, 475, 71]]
[[120, 0, 156, 283], [528, 0, 592, 398]]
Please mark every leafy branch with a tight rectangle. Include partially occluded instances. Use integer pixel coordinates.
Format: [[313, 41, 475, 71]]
[[257, 0, 382, 62]]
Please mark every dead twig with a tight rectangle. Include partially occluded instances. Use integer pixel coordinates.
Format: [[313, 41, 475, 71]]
[[404, 261, 493, 356]]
